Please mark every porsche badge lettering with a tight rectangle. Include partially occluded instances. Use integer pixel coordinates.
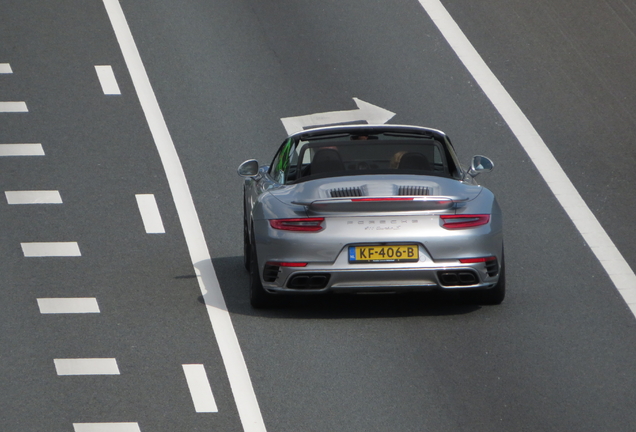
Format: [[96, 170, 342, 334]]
[[347, 219, 420, 225]]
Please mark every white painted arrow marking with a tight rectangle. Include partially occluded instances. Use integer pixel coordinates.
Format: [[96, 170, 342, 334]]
[[280, 97, 395, 135]]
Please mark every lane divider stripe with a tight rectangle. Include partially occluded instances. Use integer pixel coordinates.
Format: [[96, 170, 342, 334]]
[[0, 101, 28, 112], [21, 242, 81, 257], [38, 298, 100, 314], [102, 1, 266, 430], [5, 190, 63, 204], [418, 0, 636, 315], [95, 65, 121, 95], [0, 63, 12, 74], [0, 144, 45, 156], [54, 358, 120, 375], [183, 364, 219, 413], [135, 194, 165, 233], [73, 423, 140, 432]]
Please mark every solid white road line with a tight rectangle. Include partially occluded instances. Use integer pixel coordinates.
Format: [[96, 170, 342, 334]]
[[54, 358, 120, 375], [0, 101, 28, 112], [21, 242, 81, 257], [73, 423, 140, 432], [182, 364, 219, 413], [0, 63, 12, 73], [38, 298, 100, 314], [0, 143, 45, 156], [418, 0, 636, 315], [135, 194, 165, 233], [5, 190, 62, 204], [102, 1, 266, 431], [95, 65, 121, 95]]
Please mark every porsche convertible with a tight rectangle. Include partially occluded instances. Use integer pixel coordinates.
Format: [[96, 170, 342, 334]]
[[238, 124, 504, 308]]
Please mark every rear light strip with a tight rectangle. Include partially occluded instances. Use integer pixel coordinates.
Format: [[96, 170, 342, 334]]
[[266, 261, 308, 267], [459, 256, 497, 264], [269, 218, 324, 232], [351, 197, 414, 202], [440, 214, 490, 229]]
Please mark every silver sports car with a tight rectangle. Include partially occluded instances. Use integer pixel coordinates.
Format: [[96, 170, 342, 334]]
[[238, 124, 504, 308]]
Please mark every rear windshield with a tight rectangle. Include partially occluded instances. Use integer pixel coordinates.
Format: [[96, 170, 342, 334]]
[[286, 139, 450, 183], [269, 134, 458, 184]]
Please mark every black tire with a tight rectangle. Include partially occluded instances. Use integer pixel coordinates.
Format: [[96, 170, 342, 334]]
[[249, 231, 274, 308], [464, 253, 506, 305], [243, 189, 251, 271], [243, 217, 251, 271]]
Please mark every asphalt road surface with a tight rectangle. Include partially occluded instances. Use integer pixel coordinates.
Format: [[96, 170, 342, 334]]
[[2, 0, 636, 431]]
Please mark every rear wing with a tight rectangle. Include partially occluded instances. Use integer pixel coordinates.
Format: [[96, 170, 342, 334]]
[[292, 196, 468, 213]]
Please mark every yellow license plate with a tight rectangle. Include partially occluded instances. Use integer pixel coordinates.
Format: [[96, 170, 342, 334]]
[[348, 245, 419, 263]]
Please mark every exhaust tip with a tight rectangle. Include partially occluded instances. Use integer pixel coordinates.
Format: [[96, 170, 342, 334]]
[[438, 270, 479, 287], [287, 274, 330, 289]]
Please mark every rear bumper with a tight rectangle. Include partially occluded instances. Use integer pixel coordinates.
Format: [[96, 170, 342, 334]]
[[261, 260, 500, 294], [253, 214, 503, 294]]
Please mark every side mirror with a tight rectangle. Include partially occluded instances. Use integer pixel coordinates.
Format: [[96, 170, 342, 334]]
[[467, 155, 494, 177], [237, 159, 259, 178]]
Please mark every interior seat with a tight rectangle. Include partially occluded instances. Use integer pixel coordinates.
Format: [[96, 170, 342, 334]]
[[397, 152, 431, 171], [311, 148, 345, 175]]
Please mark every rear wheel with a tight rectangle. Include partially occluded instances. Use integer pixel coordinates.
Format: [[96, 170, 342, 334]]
[[249, 231, 275, 308], [243, 218, 251, 271], [243, 189, 251, 271]]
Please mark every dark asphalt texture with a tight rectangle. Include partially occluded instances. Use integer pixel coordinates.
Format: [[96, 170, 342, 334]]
[[1, 0, 636, 431]]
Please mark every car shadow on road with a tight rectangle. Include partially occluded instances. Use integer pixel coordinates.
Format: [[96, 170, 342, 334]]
[[204, 256, 482, 319]]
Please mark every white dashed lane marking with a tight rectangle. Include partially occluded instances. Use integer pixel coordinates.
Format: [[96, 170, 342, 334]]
[[38, 298, 100, 314], [3, 59, 132, 426], [135, 194, 165, 233], [95, 65, 121, 95], [0, 101, 28, 112], [73, 423, 141, 432], [183, 364, 218, 413], [5, 190, 62, 204], [21, 242, 81, 257], [54, 358, 120, 376], [0, 143, 45, 156], [103, 1, 266, 428]]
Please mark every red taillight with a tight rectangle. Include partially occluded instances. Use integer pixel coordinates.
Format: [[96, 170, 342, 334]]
[[269, 218, 324, 232], [459, 256, 497, 264], [266, 261, 308, 267], [440, 214, 490, 229]]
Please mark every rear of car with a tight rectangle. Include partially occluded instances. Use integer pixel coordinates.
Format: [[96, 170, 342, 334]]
[[240, 125, 504, 307], [255, 180, 502, 294]]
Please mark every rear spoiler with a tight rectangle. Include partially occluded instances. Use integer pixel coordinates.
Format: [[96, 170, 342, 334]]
[[292, 196, 468, 213]]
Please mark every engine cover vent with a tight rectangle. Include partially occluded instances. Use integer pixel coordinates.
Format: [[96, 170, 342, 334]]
[[398, 186, 429, 196], [330, 187, 363, 198]]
